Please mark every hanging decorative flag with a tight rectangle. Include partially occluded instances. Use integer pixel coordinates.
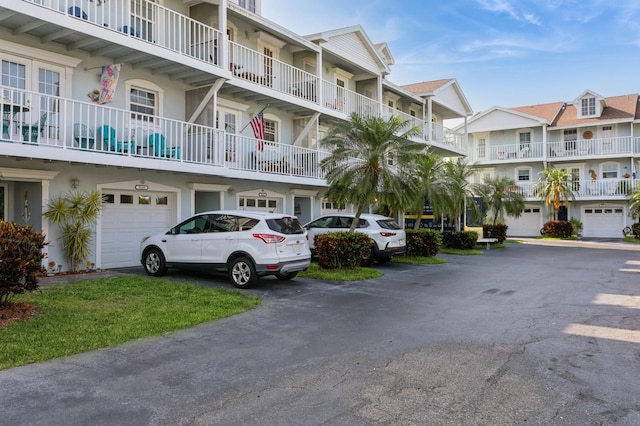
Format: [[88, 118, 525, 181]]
[[250, 110, 265, 151], [98, 64, 121, 105]]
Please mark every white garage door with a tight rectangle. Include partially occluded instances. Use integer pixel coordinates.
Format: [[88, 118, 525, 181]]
[[582, 206, 624, 238], [101, 191, 175, 268], [506, 206, 541, 237]]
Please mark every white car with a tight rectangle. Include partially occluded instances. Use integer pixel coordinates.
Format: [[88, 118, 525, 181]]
[[140, 210, 311, 289], [304, 213, 407, 264]]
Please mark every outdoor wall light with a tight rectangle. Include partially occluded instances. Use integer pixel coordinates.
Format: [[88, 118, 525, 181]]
[[134, 184, 148, 190], [70, 177, 80, 189]]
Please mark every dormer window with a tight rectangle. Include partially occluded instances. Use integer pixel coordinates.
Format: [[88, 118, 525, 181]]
[[581, 97, 596, 117], [238, 0, 256, 13]]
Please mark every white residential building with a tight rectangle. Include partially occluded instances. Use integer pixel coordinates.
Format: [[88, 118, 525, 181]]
[[0, 0, 470, 269], [464, 90, 640, 238]]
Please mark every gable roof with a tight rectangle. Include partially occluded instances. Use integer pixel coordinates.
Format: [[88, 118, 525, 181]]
[[401, 79, 454, 96], [304, 25, 390, 75], [374, 42, 395, 67], [511, 101, 566, 124], [555, 94, 639, 127]]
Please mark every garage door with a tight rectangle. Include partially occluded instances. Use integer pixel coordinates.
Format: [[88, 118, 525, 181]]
[[582, 206, 624, 238], [101, 191, 175, 268], [506, 206, 541, 237]]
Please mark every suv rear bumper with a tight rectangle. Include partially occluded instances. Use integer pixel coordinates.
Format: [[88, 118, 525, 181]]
[[375, 244, 407, 259], [256, 257, 311, 275]]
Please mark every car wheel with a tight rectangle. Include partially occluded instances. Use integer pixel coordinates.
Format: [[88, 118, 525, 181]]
[[377, 256, 392, 264], [143, 247, 167, 277], [228, 257, 258, 289], [275, 271, 298, 281], [361, 249, 375, 267]]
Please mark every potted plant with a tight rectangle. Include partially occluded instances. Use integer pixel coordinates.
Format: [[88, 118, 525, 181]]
[[47, 260, 56, 276]]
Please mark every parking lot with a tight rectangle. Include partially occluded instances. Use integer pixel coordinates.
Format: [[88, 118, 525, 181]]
[[2, 240, 640, 425]]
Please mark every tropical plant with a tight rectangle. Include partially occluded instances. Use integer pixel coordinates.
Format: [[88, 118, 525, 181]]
[[475, 175, 525, 226], [320, 113, 425, 232], [440, 160, 480, 231], [407, 154, 447, 230], [0, 221, 46, 304], [627, 181, 640, 220], [43, 190, 103, 272], [535, 167, 575, 219]]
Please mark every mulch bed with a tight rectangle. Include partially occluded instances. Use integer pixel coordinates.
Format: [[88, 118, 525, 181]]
[[0, 302, 40, 328]]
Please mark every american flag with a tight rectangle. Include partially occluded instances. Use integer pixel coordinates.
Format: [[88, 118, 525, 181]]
[[250, 110, 265, 150]]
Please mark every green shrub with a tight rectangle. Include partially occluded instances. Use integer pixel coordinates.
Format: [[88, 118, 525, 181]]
[[632, 222, 640, 239], [0, 221, 46, 304], [569, 218, 583, 236], [315, 232, 373, 269], [406, 229, 441, 257], [483, 224, 508, 243], [542, 220, 573, 238], [441, 230, 478, 250]]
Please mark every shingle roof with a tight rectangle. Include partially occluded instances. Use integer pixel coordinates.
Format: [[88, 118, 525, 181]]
[[554, 94, 639, 126], [401, 79, 453, 95], [511, 102, 565, 123]]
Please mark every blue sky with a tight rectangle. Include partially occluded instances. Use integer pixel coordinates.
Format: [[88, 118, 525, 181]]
[[263, 0, 640, 114]]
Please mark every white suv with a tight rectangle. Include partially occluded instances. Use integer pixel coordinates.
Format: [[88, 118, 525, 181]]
[[140, 210, 311, 289], [304, 213, 406, 264]]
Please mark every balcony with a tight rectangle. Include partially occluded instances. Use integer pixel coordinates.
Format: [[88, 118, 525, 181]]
[[0, 87, 327, 180], [548, 137, 633, 159], [515, 179, 636, 199], [472, 143, 544, 163]]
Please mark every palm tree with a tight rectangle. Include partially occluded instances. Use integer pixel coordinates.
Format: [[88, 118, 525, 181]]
[[440, 160, 479, 231], [627, 181, 640, 220], [407, 154, 447, 230], [535, 167, 575, 219], [320, 113, 425, 232], [475, 175, 525, 226]]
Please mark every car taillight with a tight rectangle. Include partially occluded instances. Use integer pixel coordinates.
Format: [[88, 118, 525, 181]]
[[253, 233, 286, 244], [380, 232, 397, 237]]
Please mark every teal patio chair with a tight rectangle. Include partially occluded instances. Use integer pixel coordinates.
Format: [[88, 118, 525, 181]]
[[73, 123, 95, 149], [98, 125, 135, 153], [148, 133, 180, 159], [22, 112, 47, 143]]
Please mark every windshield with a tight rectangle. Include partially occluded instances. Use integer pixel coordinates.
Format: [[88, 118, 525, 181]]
[[376, 219, 402, 230]]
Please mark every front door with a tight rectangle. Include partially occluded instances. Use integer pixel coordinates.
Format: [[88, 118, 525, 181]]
[[558, 205, 568, 221]]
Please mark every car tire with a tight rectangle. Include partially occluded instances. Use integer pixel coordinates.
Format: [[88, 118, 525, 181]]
[[275, 271, 298, 280], [376, 256, 392, 264], [228, 257, 258, 289], [143, 247, 167, 277], [361, 249, 375, 267]]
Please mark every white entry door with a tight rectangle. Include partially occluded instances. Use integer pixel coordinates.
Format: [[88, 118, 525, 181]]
[[101, 190, 175, 268]]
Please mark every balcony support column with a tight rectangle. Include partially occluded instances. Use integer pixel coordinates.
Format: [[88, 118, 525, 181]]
[[427, 98, 433, 141], [220, 0, 228, 68]]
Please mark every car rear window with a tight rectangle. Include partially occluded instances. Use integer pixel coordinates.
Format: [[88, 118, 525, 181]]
[[266, 217, 305, 234], [376, 219, 402, 230]]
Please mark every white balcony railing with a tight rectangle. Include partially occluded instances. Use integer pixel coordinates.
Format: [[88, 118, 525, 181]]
[[0, 86, 326, 179], [23, 0, 223, 66], [515, 179, 637, 199], [547, 137, 633, 158]]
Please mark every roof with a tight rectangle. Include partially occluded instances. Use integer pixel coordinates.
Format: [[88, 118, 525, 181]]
[[401, 79, 454, 95], [554, 94, 640, 126], [511, 102, 566, 124]]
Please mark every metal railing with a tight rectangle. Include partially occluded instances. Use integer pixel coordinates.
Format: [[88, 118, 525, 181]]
[[515, 179, 637, 198], [547, 137, 633, 158], [0, 86, 327, 179], [22, 0, 223, 66]]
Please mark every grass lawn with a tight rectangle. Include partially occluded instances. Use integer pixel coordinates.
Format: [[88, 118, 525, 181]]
[[391, 255, 446, 265], [0, 276, 260, 370], [439, 247, 485, 255], [623, 236, 640, 244], [298, 263, 383, 281]]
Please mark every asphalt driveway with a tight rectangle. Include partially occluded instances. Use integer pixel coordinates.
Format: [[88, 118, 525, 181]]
[[2, 240, 640, 425]]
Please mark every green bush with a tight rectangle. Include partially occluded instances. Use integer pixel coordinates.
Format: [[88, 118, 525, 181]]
[[569, 218, 583, 236], [406, 229, 441, 257], [542, 220, 573, 238], [441, 230, 478, 250], [315, 232, 373, 269], [483, 224, 508, 243], [0, 221, 46, 304], [631, 222, 640, 239]]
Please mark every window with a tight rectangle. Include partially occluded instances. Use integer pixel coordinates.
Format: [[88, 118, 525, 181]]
[[563, 129, 577, 151], [601, 163, 618, 179], [264, 118, 276, 142], [475, 135, 487, 158], [581, 97, 596, 116], [517, 169, 530, 181], [238, 0, 256, 13], [130, 87, 156, 122], [518, 131, 531, 149]]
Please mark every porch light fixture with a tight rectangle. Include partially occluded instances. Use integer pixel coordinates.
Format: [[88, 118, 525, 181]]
[[134, 184, 148, 190], [70, 177, 80, 189], [258, 191, 268, 197]]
